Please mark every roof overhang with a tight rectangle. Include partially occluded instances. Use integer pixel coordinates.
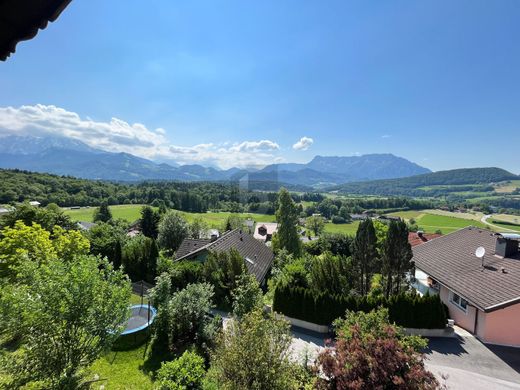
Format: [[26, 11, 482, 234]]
[[416, 264, 520, 313], [0, 0, 72, 61]]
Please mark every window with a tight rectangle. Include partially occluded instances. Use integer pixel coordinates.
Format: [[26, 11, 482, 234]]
[[450, 292, 468, 312]]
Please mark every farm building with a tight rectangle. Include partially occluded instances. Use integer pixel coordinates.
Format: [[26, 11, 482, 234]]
[[176, 229, 274, 286], [412, 227, 520, 347]]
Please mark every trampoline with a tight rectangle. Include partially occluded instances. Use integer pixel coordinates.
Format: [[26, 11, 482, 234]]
[[121, 304, 157, 336]]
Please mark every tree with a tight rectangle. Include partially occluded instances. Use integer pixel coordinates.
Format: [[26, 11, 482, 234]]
[[153, 283, 215, 352], [306, 215, 325, 236], [121, 235, 159, 283], [0, 256, 131, 389], [382, 220, 414, 297], [140, 206, 160, 239], [273, 188, 301, 256], [203, 249, 246, 307], [156, 350, 206, 390], [232, 273, 263, 318], [308, 252, 353, 296], [0, 221, 89, 280], [351, 219, 378, 295], [315, 309, 439, 390], [0, 203, 76, 231], [207, 310, 303, 390], [93, 202, 112, 223], [87, 222, 126, 264], [189, 217, 209, 239], [158, 211, 189, 253], [222, 215, 243, 232], [52, 225, 90, 262]]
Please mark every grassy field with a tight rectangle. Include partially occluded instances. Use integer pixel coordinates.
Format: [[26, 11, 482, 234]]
[[492, 214, 520, 224], [489, 220, 520, 232], [177, 211, 275, 228], [389, 210, 487, 234], [494, 180, 520, 193], [63, 205, 146, 223], [64, 205, 276, 228], [323, 221, 361, 235]]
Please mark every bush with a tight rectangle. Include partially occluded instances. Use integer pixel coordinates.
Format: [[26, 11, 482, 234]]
[[170, 261, 204, 291], [331, 215, 346, 224], [156, 350, 206, 390], [273, 285, 447, 328]]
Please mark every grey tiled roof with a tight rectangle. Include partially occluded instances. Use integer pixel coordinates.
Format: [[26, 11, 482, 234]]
[[413, 227, 520, 311], [176, 229, 274, 283], [175, 239, 211, 259]]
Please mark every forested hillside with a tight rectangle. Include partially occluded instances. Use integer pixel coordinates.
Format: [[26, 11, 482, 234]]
[[332, 168, 518, 196], [0, 169, 242, 211]]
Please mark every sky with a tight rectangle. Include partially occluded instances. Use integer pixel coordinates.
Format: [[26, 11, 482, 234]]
[[1, 0, 519, 172]]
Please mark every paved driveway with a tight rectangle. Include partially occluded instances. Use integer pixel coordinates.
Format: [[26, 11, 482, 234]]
[[424, 334, 520, 389]]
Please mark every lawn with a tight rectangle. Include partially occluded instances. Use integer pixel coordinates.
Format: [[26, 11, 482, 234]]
[[90, 344, 153, 390]]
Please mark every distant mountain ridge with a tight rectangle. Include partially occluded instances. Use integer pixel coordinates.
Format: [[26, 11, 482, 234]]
[[330, 167, 519, 196], [0, 135, 431, 187]]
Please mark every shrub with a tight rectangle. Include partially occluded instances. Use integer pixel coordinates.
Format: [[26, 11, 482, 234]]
[[331, 216, 346, 224], [273, 285, 447, 329], [156, 350, 206, 390]]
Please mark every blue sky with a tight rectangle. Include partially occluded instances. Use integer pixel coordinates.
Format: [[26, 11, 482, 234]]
[[1, 0, 519, 172]]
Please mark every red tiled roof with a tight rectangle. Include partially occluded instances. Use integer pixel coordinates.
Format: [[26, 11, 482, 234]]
[[408, 232, 442, 247]]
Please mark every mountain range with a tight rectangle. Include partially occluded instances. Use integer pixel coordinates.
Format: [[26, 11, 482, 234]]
[[0, 135, 431, 187]]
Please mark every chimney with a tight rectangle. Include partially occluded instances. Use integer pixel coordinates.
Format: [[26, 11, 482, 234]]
[[417, 230, 424, 238], [495, 233, 520, 258]]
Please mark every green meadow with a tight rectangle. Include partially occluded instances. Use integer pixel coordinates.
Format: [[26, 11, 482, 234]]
[[63, 205, 276, 228]]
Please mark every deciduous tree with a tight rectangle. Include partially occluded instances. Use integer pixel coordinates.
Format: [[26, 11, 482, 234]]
[[158, 211, 189, 253], [207, 310, 303, 390], [0, 256, 131, 389]]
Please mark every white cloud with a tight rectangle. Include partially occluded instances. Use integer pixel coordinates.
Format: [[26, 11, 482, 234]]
[[381, 134, 391, 139], [0, 104, 282, 169], [229, 140, 280, 152], [292, 136, 314, 151]]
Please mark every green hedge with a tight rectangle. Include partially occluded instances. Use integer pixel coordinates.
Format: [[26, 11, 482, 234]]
[[272, 285, 447, 329]]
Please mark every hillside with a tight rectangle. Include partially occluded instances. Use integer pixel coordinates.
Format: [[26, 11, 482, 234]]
[[331, 168, 519, 196]]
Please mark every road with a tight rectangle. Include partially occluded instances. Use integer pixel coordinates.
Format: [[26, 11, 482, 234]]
[[425, 333, 520, 389]]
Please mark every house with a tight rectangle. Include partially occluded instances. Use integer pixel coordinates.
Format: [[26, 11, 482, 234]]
[[253, 222, 278, 242], [408, 231, 442, 247], [412, 227, 520, 347], [350, 214, 367, 221], [176, 229, 274, 285], [29, 201, 41, 207]]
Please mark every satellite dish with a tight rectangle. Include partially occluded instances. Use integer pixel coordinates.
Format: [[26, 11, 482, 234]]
[[475, 246, 486, 259]]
